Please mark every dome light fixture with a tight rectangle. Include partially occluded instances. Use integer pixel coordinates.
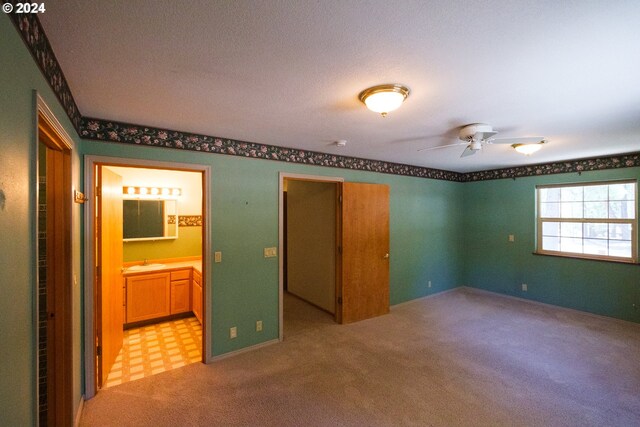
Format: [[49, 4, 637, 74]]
[[359, 84, 410, 117], [512, 141, 546, 155]]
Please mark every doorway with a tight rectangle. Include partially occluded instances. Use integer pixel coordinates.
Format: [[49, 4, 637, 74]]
[[282, 176, 341, 335], [278, 173, 392, 339], [84, 157, 211, 398], [36, 98, 74, 426]]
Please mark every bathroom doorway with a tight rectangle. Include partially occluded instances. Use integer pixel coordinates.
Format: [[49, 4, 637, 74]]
[[84, 157, 211, 398]]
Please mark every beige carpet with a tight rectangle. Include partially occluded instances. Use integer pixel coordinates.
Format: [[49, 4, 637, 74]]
[[80, 288, 640, 426]]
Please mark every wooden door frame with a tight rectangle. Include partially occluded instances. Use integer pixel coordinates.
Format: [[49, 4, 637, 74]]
[[83, 156, 212, 398], [34, 93, 74, 426], [277, 172, 344, 340]]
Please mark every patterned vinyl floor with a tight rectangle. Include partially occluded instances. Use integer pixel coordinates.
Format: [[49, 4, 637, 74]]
[[104, 316, 202, 388]]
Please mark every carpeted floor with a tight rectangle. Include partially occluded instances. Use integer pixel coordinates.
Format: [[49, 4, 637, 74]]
[[80, 288, 640, 426]]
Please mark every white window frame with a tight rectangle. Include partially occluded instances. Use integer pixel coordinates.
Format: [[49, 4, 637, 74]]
[[536, 180, 638, 264]]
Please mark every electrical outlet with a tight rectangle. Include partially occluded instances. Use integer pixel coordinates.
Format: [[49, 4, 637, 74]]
[[256, 320, 263, 332], [509, 235, 515, 242], [428, 281, 432, 288], [214, 251, 222, 263], [229, 327, 237, 339], [522, 283, 528, 292], [264, 247, 277, 258]]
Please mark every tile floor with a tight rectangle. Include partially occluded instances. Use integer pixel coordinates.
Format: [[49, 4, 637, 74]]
[[104, 316, 202, 388]]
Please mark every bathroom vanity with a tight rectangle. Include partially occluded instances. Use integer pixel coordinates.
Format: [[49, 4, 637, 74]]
[[122, 260, 203, 326]]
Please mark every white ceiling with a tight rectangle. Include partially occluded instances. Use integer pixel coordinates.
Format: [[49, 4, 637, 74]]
[[40, 1, 640, 172]]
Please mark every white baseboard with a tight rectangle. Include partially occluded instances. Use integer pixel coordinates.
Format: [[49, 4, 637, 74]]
[[390, 286, 462, 309], [74, 396, 84, 427], [208, 338, 280, 363]]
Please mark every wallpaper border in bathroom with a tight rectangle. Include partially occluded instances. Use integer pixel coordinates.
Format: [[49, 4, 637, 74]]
[[9, 12, 640, 183], [178, 216, 202, 227]]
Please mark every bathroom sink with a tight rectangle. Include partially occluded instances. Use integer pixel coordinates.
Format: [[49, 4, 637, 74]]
[[127, 263, 166, 272]]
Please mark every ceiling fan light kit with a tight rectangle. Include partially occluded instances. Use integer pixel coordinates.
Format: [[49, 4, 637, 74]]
[[513, 142, 545, 155], [417, 122, 547, 158], [359, 84, 410, 117]]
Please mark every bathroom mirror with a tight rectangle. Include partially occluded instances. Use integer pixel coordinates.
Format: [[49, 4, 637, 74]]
[[123, 199, 178, 241]]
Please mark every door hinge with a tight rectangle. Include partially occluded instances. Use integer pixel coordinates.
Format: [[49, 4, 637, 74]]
[[96, 345, 102, 356], [337, 297, 343, 305], [339, 195, 342, 203], [96, 265, 102, 277], [337, 245, 342, 254]]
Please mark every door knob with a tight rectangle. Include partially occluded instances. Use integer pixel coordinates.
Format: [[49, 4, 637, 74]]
[[383, 253, 389, 259]]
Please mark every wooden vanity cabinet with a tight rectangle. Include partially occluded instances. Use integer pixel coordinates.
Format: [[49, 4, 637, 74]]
[[192, 269, 203, 323], [124, 267, 201, 325], [126, 272, 171, 323], [170, 269, 192, 314]]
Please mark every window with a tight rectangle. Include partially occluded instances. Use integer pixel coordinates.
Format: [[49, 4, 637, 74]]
[[536, 180, 637, 263]]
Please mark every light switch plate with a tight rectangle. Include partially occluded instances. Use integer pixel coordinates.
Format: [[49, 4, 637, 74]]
[[214, 251, 222, 263], [230, 327, 237, 339], [264, 247, 277, 258], [508, 234, 515, 242]]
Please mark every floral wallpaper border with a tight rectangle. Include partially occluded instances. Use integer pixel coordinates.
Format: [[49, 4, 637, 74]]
[[179, 215, 202, 227], [464, 153, 640, 182], [80, 117, 464, 182], [8, 8, 82, 131], [9, 13, 640, 183]]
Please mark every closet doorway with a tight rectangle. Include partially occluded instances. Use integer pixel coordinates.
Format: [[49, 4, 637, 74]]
[[282, 176, 341, 335], [278, 172, 391, 339], [84, 157, 211, 399]]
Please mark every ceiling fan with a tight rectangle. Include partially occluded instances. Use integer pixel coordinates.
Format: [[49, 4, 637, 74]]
[[418, 123, 546, 158]]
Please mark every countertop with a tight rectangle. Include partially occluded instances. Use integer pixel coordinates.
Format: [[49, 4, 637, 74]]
[[123, 259, 202, 277]]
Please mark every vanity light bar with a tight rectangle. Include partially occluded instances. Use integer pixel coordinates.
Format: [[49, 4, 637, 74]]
[[122, 186, 182, 198]]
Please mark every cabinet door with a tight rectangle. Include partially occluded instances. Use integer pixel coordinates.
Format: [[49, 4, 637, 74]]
[[171, 279, 191, 314], [192, 282, 202, 323], [126, 272, 171, 323]]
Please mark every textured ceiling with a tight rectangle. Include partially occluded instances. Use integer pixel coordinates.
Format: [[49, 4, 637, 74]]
[[39, 0, 640, 172]]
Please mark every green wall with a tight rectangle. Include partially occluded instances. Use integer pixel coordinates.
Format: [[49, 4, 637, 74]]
[[0, 14, 83, 426], [6, 10, 638, 427], [80, 140, 465, 356], [123, 226, 202, 262], [462, 167, 640, 323]]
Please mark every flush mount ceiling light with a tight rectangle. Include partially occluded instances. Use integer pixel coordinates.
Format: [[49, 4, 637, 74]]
[[512, 140, 547, 155], [358, 84, 410, 117]]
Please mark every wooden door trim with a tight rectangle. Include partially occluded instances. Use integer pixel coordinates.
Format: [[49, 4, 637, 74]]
[[35, 93, 74, 426], [83, 156, 212, 398], [277, 172, 344, 340]]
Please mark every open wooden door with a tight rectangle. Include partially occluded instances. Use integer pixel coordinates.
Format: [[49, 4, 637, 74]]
[[96, 166, 124, 386], [339, 182, 390, 323], [39, 114, 73, 426]]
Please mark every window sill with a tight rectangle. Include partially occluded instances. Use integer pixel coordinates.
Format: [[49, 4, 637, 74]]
[[533, 251, 638, 265]]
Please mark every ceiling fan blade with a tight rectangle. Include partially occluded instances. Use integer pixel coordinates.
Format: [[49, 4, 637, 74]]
[[460, 146, 477, 158], [417, 142, 466, 152], [488, 136, 545, 145]]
